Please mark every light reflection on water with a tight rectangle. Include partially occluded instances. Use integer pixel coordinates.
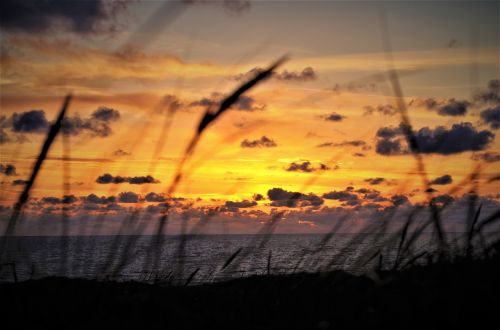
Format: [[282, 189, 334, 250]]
[[0, 233, 476, 283]]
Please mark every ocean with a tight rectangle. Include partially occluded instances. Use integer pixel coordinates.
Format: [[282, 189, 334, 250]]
[[0, 233, 468, 283]]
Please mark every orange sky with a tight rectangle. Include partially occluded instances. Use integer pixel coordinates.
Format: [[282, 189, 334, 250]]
[[0, 1, 499, 234]]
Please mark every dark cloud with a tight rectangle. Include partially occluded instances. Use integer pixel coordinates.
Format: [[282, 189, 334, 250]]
[[0, 164, 17, 176], [414, 123, 494, 154], [1, 107, 121, 142], [0, 0, 125, 34], [409, 98, 441, 109], [253, 193, 264, 201], [267, 188, 299, 207], [61, 116, 103, 137], [11, 110, 49, 133], [363, 104, 398, 116], [267, 187, 296, 201], [96, 173, 124, 184], [409, 98, 469, 116], [316, 142, 334, 148], [340, 187, 407, 206], [316, 140, 367, 148], [12, 179, 28, 186], [224, 200, 257, 209], [286, 161, 330, 173], [376, 126, 401, 139], [323, 190, 359, 202], [286, 162, 314, 172], [341, 199, 361, 207], [145, 192, 166, 202], [105, 202, 125, 212], [362, 202, 385, 210], [355, 188, 370, 194], [267, 188, 323, 207], [275, 67, 316, 81], [96, 173, 160, 185], [391, 194, 409, 206], [146, 202, 170, 214], [232, 66, 317, 82], [41, 195, 77, 204], [353, 153, 365, 157], [188, 96, 217, 108], [113, 149, 131, 157], [189, 93, 265, 112], [322, 186, 406, 208], [480, 106, 500, 129], [364, 177, 385, 185], [118, 191, 140, 203], [375, 122, 494, 156], [12, 193, 500, 235], [62, 106, 121, 137], [128, 176, 160, 185], [363, 190, 389, 203], [319, 163, 331, 171], [472, 152, 500, 163], [436, 99, 469, 116], [63, 195, 78, 204], [82, 193, 116, 204], [40, 197, 60, 205], [375, 137, 406, 156], [235, 95, 266, 111], [474, 79, 500, 104], [323, 112, 345, 122], [91, 107, 120, 121], [241, 136, 277, 148], [430, 174, 453, 185], [297, 193, 324, 207]]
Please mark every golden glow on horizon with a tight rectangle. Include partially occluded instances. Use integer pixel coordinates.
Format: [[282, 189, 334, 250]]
[[1, 2, 498, 222]]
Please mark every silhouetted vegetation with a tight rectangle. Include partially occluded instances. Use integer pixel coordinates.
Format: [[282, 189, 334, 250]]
[[2, 242, 500, 329], [0, 3, 499, 329]]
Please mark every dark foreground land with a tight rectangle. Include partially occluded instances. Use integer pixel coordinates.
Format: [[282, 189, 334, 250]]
[[1, 247, 500, 330]]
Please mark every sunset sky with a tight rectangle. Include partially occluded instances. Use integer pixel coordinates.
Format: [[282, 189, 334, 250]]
[[0, 0, 499, 234]]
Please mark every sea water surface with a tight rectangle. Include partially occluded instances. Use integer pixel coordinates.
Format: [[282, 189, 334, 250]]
[[0, 233, 471, 283]]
